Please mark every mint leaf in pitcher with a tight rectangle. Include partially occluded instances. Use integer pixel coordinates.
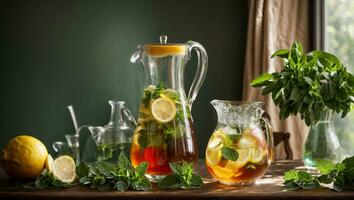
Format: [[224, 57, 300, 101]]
[[221, 147, 239, 161]]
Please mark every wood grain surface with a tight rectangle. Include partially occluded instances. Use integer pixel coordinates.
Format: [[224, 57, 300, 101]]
[[0, 160, 353, 200]]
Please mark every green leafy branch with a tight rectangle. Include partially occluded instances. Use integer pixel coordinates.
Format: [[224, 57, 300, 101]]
[[283, 156, 354, 191], [251, 42, 354, 126]]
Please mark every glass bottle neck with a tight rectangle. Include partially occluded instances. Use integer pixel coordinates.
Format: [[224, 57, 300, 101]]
[[318, 109, 333, 122], [108, 101, 125, 125]]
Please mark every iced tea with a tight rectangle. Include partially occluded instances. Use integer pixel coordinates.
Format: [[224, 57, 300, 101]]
[[130, 83, 198, 181], [206, 125, 270, 185]]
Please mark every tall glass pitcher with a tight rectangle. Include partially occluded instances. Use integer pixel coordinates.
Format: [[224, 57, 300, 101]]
[[130, 35, 208, 181]]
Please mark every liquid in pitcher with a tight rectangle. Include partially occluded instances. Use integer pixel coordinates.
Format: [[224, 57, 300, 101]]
[[130, 83, 198, 177], [206, 126, 270, 185]]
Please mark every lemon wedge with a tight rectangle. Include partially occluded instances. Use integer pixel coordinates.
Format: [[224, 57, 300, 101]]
[[151, 97, 176, 123], [45, 154, 54, 172], [52, 155, 76, 183]]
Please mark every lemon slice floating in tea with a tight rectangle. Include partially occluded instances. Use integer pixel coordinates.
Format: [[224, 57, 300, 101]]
[[206, 147, 222, 166], [249, 147, 265, 164], [236, 148, 251, 168], [151, 97, 176, 123], [236, 132, 257, 149], [52, 155, 76, 183], [211, 160, 239, 179]]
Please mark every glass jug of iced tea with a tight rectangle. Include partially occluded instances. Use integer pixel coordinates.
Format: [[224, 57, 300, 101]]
[[206, 100, 274, 186], [130, 35, 208, 181]]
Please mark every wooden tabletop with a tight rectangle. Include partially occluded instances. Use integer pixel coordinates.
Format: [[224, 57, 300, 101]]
[[0, 160, 353, 200]]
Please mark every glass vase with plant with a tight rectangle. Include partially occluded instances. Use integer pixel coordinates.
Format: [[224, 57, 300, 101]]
[[251, 42, 354, 169]]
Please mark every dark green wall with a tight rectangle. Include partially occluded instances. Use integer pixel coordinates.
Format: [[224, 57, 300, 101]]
[[0, 0, 248, 158]]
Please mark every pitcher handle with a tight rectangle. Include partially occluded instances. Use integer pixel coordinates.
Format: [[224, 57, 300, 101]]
[[260, 117, 275, 163], [186, 41, 208, 107], [123, 107, 137, 127]]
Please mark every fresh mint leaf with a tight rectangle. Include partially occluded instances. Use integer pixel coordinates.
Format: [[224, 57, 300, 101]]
[[114, 180, 128, 192], [190, 174, 203, 188], [79, 176, 93, 185], [283, 180, 301, 190], [297, 171, 313, 181], [135, 162, 148, 177], [118, 152, 131, 170], [283, 170, 299, 181], [158, 174, 180, 189], [250, 73, 272, 87], [169, 162, 184, 174], [28, 169, 73, 189], [131, 178, 151, 191], [317, 174, 334, 184], [271, 49, 289, 58], [342, 156, 354, 169], [315, 159, 336, 175], [221, 147, 239, 161], [95, 160, 115, 176], [157, 162, 203, 190], [76, 162, 89, 178], [302, 181, 320, 190]]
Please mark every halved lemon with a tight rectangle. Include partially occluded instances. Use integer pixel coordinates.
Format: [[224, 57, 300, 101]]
[[45, 154, 54, 172], [52, 155, 76, 183], [151, 97, 176, 123]]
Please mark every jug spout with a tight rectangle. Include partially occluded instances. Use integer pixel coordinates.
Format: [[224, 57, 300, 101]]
[[108, 100, 137, 128]]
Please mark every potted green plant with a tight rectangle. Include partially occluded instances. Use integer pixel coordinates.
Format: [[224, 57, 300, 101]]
[[251, 42, 354, 169]]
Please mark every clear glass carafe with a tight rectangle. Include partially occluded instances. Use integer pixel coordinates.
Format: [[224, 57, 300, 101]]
[[303, 109, 342, 170], [206, 100, 274, 186], [130, 35, 208, 181], [88, 100, 136, 162]]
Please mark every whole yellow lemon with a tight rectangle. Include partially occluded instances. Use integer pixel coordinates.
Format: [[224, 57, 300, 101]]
[[0, 135, 48, 179]]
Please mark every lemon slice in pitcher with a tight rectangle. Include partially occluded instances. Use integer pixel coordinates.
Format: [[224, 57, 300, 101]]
[[249, 147, 265, 164], [52, 155, 76, 183], [151, 97, 176, 123], [206, 147, 222, 166], [236, 148, 251, 168]]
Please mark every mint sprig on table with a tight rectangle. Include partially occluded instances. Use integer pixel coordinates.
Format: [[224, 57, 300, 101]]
[[283, 156, 354, 191], [251, 42, 354, 126], [23, 169, 74, 189], [157, 161, 203, 189], [77, 153, 151, 191]]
